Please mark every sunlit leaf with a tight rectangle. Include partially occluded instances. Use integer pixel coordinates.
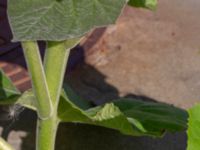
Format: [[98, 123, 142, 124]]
[[187, 104, 200, 150]]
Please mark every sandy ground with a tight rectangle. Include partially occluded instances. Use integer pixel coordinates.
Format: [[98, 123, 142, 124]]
[[1, 0, 200, 149]]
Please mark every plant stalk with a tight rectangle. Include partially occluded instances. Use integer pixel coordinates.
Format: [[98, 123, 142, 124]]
[[36, 39, 80, 150], [36, 113, 59, 150], [22, 41, 53, 120], [44, 39, 80, 105]]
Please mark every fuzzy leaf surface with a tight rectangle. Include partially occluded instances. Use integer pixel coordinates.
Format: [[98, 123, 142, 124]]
[[187, 104, 200, 150], [8, 0, 127, 41]]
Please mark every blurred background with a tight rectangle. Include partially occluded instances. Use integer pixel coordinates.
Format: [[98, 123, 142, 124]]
[[1, 0, 200, 149]]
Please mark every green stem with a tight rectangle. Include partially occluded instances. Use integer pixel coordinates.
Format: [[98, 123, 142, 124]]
[[36, 39, 80, 150], [44, 39, 80, 105], [44, 41, 70, 105], [0, 138, 14, 150], [36, 114, 59, 150], [22, 41, 53, 120]]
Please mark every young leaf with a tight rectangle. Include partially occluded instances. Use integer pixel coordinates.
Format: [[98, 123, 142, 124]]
[[128, 0, 157, 10], [0, 69, 20, 105], [8, 0, 127, 41], [187, 104, 200, 150]]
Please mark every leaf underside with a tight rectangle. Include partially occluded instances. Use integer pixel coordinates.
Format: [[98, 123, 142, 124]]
[[8, 0, 158, 41], [8, 0, 127, 41]]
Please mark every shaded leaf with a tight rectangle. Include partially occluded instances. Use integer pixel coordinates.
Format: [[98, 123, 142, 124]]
[[0, 70, 20, 105], [58, 94, 90, 123], [8, 0, 127, 41], [187, 104, 200, 150], [58, 89, 188, 137], [11, 83, 187, 138], [62, 84, 92, 110], [114, 99, 188, 135], [128, 0, 157, 10]]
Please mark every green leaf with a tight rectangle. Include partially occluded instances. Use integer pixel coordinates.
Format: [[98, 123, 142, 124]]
[[12, 84, 187, 137], [62, 84, 92, 110], [114, 99, 188, 135], [187, 104, 200, 150], [58, 97, 141, 136], [8, 0, 127, 41], [128, 0, 157, 10], [58, 88, 188, 137], [85, 103, 142, 136], [0, 69, 20, 105], [58, 92, 91, 123]]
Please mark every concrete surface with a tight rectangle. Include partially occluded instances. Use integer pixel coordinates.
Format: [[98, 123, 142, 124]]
[[72, 0, 200, 109]]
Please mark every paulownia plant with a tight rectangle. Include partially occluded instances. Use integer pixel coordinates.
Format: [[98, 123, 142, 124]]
[[0, 0, 188, 150]]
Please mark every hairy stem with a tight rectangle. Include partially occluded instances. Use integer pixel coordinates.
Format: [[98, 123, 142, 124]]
[[36, 39, 80, 150], [22, 41, 53, 119], [44, 42, 69, 105], [0, 138, 14, 150], [44, 39, 80, 105], [36, 113, 59, 150]]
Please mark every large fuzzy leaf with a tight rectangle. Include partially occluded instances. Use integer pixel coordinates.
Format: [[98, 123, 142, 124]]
[[8, 0, 127, 41], [128, 0, 157, 10], [58, 88, 188, 137], [187, 104, 200, 150]]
